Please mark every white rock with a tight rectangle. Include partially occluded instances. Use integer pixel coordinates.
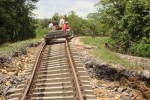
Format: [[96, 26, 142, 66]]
[[142, 70, 150, 78], [1, 69, 7, 74]]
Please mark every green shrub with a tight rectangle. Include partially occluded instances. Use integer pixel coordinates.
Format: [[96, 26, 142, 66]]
[[130, 43, 150, 58], [36, 27, 48, 38]]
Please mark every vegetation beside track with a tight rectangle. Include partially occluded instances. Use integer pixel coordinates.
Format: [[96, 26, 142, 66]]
[[80, 37, 142, 69], [0, 0, 38, 45], [1, 0, 149, 58], [0, 38, 42, 53], [0, 23, 47, 53]]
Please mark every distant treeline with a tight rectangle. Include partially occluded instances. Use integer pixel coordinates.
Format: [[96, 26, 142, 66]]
[[39, 0, 150, 58], [38, 11, 102, 37], [1, 0, 149, 58], [0, 0, 38, 45]]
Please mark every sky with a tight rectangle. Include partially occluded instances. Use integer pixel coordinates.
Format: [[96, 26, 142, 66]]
[[33, 0, 99, 19]]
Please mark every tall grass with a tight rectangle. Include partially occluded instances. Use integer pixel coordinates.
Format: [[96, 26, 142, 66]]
[[36, 26, 49, 38], [0, 38, 42, 52], [80, 37, 142, 68]]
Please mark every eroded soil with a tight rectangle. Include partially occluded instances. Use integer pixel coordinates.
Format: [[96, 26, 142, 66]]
[[72, 37, 150, 100], [0, 43, 41, 100]]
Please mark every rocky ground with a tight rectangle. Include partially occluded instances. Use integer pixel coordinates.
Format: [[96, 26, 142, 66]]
[[0, 37, 150, 100], [81, 53, 150, 100], [117, 53, 150, 70], [72, 37, 150, 100], [0, 42, 41, 100]]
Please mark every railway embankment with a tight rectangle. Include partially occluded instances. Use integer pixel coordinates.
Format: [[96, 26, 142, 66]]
[[81, 52, 150, 99], [73, 37, 150, 100], [0, 36, 150, 100], [0, 39, 42, 99]]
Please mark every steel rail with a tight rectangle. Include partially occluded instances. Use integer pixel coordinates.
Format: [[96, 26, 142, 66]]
[[65, 40, 84, 100], [20, 40, 84, 100], [20, 42, 46, 100]]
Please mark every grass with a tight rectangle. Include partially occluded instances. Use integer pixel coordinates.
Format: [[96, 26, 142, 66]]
[[0, 29, 45, 53], [0, 38, 42, 53], [36, 26, 49, 38], [80, 36, 141, 68], [0, 25, 47, 53]]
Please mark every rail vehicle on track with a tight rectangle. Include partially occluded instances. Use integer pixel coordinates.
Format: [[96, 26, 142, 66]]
[[44, 30, 72, 44]]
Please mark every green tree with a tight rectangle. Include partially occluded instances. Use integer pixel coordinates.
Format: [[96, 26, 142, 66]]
[[0, 0, 38, 44], [67, 11, 86, 35], [95, 0, 150, 57], [39, 19, 50, 28], [52, 13, 60, 21]]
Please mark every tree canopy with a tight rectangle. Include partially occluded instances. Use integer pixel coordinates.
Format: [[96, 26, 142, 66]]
[[1, 0, 149, 58], [0, 0, 38, 45], [95, 0, 150, 57]]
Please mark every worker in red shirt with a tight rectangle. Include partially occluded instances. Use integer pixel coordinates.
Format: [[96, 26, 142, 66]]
[[61, 21, 69, 32]]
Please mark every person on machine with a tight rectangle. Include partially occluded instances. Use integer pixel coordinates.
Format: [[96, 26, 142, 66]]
[[52, 18, 59, 30], [48, 21, 53, 31], [59, 16, 65, 29], [61, 21, 69, 32]]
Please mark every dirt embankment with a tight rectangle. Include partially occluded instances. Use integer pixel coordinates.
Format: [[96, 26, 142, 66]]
[[72, 37, 150, 100], [0, 37, 150, 100], [0, 42, 41, 100]]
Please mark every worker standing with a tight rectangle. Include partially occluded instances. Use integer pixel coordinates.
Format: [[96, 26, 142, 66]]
[[48, 21, 53, 31], [59, 16, 65, 29], [52, 18, 59, 30], [62, 21, 69, 32]]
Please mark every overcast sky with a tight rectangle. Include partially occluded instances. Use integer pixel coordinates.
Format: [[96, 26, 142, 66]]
[[33, 0, 99, 19]]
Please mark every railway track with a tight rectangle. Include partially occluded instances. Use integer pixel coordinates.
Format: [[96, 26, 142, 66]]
[[8, 40, 96, 100]]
